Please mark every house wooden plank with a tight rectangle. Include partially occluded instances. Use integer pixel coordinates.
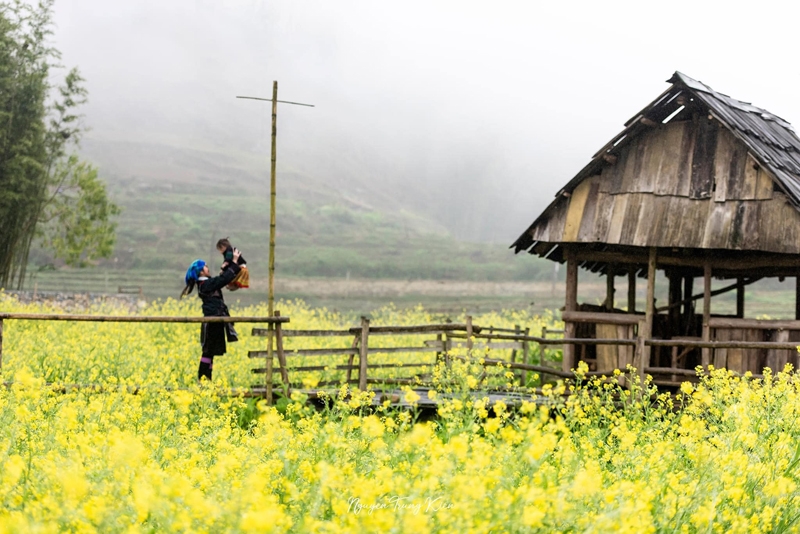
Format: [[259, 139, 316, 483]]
[[617, 324, 633, 369], [741, 153, 759, 200], [766, 329, 791, 372], [596, 324, 617, 372], [713, 128, 735, 202], [729, 201, 746, 249], [646, 196, 669, 245], [781, 196, 800, 253], [655, 122, 685, 196], [741, 201, 761, 250], [755, 167, 773, 200], [608, 147, 627, 194], [760, 196, 785, 252], [726, 328, 744, 373], [606, 194, 628, 244], [598, 168, 612, 194], [703, 202, 732, 248], [685, 199, 712, 248], [620, 194, 643, 245], [744, 329, 764, 375], [713, 328, 729, 368], [577, 179, 601, 241], [563, 180, 592, 241], [620, 137, 647, 193], [639, 128, 664, 194], [633, 195, 656, 247], [676, 120, 696, 197], [725, 138, 747, 200], [661, 196, 684, 246], [592, 191, 615, 243], [690, 117, 717, 199]]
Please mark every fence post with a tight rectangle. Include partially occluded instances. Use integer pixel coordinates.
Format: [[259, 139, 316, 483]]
[[265, 350, 274, 405], [359, 316, 369, 391], [0, 318, 3, 376], [466, 315, 473, 352], [510, 324, 520, 365], [444, 318, 452, 367], [521, 326, 530, 387], [274, 311, 289, 397], [346, 334, 359, 384]]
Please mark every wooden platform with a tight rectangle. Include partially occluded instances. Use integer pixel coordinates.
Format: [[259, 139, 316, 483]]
[[250, 386, 550, 409]]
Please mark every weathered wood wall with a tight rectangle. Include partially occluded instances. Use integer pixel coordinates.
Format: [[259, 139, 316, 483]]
[[528, 116, 800, 254]]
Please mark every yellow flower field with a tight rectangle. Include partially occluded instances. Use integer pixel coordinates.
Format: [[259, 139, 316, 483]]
[[2, 294, 800, 532]]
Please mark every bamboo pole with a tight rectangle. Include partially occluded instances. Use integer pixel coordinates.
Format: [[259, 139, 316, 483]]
[[267, 81, 278, 396], [0, 319, 3, 375], [359, 316, 369, 391], [269, 80, 278, 316]]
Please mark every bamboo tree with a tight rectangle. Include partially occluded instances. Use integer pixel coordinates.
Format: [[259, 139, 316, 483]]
[[0, 1, 118, 288]]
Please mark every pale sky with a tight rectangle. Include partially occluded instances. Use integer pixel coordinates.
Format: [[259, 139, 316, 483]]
[[51, 0, 800, 242]]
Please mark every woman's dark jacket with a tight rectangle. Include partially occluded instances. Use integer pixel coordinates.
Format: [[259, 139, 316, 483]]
[[197, 262, 241, 317]]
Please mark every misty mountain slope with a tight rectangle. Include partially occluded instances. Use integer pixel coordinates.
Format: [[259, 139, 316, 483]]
[[81, 136, 450, 235], [59, 136, 548, 282]]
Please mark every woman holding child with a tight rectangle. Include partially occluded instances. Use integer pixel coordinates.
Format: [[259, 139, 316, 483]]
[[181, 247, 242, 381]]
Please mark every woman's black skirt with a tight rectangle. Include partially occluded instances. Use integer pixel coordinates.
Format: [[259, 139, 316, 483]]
[[200, 323, 227, 356]]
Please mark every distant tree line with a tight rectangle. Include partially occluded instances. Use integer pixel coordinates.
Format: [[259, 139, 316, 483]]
[[0, 0, 118, 289]]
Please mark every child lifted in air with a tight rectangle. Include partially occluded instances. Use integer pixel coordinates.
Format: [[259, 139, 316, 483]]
[[216, 237, 250, 291]]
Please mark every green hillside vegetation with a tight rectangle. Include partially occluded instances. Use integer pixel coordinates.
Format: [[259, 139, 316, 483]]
[[22, 139, 553, 302]]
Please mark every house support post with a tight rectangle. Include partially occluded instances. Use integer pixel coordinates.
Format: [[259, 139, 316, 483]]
[[635, 248, 656, 385], [563, 249, 578, 372], [736, 278, 745, 318], [606, 266, 615, 311], [682, 275, 694, 335], [796, 277, 800, 320], [627, 269, 636, 313], [702, 263, 712, 368], [668, 271, 681, 340]]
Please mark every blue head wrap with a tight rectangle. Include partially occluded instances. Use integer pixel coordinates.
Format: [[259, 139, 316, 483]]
[[185, 259, 206, 285]]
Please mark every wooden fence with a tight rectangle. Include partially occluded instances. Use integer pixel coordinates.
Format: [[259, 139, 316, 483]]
[[0, 312, 287, 378], [249, 316, 575, 403], [3, 311, 799, 402]]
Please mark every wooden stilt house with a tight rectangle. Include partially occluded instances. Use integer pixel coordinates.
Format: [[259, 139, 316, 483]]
[[512, 72, 800, 384]]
